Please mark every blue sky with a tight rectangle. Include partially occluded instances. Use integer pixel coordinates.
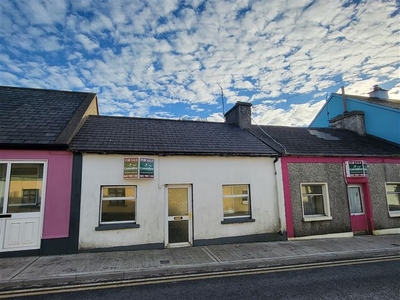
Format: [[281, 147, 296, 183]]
[[0, 0, 399, 126]]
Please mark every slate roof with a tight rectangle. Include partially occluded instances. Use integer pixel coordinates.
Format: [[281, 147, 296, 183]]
[[250, 125, 400, 157], [0, 86, 97, 149], [70, 115, 278, 156], [332, 93, 400, 110]]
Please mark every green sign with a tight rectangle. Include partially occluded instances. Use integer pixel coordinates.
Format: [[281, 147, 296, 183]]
[[346, 161, 368, 177], [139, 158, 154, 178]]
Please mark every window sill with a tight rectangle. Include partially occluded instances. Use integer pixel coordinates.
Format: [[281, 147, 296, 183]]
[[303, 216, 332, 222], [95, 223, 140, 231], [388, 212, 400, 218], [221, 218, 255, 224]]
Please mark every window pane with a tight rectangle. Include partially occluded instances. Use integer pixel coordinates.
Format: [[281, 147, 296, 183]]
[[0, 164, 6, 213], [386, 184, 400, 193], [168, 188, 188, 216], [101, 199, 135, 222], [302, 185, 322, 194], [103, 186, 136, 198], [223, 196, 250, 217], [303, 195, 324, 215], [7, 164, 43, 213], [223, 185, 248, 196], [387, 194, 400, 212], [348, 187, 363, 214]]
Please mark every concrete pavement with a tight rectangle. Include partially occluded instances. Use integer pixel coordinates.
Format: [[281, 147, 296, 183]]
[[0, 234, 399, 291]]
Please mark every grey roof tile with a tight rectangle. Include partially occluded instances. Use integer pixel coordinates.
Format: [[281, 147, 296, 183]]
[[0, 86, 97, 147], [250, 125, 400, 157], [70, 115, 278, 156]]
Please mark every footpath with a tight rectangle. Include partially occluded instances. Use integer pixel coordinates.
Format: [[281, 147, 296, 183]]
[[0, 234, 399, 291]]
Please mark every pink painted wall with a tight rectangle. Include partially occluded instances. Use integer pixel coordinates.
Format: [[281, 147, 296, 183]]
[[0, 150, 72, 239], [281, 156, 400, 238]]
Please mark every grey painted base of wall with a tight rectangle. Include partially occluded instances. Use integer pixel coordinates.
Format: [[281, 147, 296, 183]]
[[0, 249, 40, 258], [193, 232, 287, 246], [0, 238, 79, 258], [79, 243, 165, 253], [41, 238, 73, 255]]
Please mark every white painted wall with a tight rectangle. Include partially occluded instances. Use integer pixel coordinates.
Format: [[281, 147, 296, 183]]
[[79, 154, 281, 250]]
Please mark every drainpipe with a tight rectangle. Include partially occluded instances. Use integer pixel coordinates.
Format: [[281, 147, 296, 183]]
[[273, 156, 286, 239], [341, 86, 348, 114]]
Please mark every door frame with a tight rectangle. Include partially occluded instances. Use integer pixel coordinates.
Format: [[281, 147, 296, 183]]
[[0, 160, 47, 252], [164, 184, 193, 248]]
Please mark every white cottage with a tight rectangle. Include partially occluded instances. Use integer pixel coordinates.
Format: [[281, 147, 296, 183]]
[[70, 103, 286, 251]]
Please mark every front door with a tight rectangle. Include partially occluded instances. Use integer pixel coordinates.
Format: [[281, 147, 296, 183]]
[[166, 185, 192, 248], [0, 162, 45, 252], [347, 185, 368, 233]]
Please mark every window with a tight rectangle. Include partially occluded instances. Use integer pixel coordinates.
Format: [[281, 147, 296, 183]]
[[301, 183, 331, 221], [0, 163, 44, 213], [222, 185, 251, 219], [100, 186, 136, 223], [386, 183, 400, 217]]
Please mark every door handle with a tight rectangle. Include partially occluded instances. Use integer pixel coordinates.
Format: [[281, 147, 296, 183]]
[[0, 214, 12, 218], [174, 216, 183, 220]]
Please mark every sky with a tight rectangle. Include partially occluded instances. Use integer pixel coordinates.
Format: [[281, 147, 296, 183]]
[[0, 0, 399, 126]]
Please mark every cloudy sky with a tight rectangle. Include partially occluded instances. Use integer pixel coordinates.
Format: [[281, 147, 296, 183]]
[[0, 0, 399, 126]]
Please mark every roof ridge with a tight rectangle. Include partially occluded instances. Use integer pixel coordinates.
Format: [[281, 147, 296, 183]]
[[0, 85, 96, 95], [87, 114, 229, 125]]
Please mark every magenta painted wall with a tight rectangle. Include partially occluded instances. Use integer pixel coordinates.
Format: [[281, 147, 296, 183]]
[[0, 150, 72, 239]]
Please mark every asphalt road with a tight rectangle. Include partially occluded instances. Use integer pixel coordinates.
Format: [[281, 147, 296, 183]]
[[5, 257, 400, 300]]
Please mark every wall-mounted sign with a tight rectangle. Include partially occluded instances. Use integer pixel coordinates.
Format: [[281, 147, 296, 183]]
[[124, 157, 154, 179], [139, 158, 154, 178], [345, 161, 368, 177]]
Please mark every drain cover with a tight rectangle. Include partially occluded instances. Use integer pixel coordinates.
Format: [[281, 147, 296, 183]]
[[160, 260, 170, 264]]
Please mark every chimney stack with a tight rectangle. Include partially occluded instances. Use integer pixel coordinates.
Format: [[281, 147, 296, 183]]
[[329, 110, 366, 135], [224, 101, 252, 129], [368, 85, 389, 100]]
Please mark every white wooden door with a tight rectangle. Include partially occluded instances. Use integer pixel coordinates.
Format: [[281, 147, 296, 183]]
[[0, 162, 45, 252]]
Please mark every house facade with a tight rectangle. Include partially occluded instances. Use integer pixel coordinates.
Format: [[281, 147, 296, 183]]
[[70, 112, 286, 251], [249, 123, 400, 239], [310, 86, 400, 144], [282, 157, 400, 239], [0, 86, 98, 256]]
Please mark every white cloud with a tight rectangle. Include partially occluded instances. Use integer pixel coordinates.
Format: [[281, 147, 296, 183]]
[[0, 0, 398, 126]]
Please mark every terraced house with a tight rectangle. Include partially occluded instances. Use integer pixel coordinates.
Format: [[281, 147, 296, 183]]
[[0, 86, 98, 257], [1, 86, 399, 256]]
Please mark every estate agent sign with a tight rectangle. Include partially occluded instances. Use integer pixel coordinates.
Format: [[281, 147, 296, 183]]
[[124, 158, 154, 179], [345, 160, 368, 177]]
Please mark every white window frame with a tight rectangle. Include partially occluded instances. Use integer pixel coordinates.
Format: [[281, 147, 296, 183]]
[[100, 185, 137, 225], [385, 182, 400, 217], [0, 161, 47, 213], [300, 183, 332, 222], [222, 184, 251, 219]]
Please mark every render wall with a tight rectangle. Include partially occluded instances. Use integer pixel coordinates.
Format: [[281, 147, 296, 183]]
[[368, 163, 400, 230], [284, 158, 400, 238], [287, 163, 351, 237], [79, 154, 281, 250]]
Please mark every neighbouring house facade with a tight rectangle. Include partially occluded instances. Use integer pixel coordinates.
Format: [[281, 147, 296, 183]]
[[0, 86, 98, 256], [70, 112, 286, 251], [310, 86, 400, 145], [249, 124, 400, 239]]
